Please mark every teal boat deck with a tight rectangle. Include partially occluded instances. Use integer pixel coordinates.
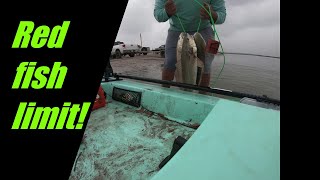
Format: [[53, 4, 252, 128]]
[[69, 80, 280, 180], [69, 90, 199, 179], [151, 99, 280, 180]]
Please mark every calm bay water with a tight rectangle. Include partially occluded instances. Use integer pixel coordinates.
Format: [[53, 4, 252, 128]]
[[110, 53, 280, 100]]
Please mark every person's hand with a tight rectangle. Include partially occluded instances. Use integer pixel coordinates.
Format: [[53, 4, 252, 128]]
[[165, 0, 176, 17], [200, 3, 216, 21]]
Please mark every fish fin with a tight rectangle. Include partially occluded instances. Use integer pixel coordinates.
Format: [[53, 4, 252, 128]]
[[196, 58, 204, 86], [197, 58, 204, 68], [194, 33, 206, 66]]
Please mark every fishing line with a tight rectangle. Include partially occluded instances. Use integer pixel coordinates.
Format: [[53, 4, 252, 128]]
[[176, 14, 186, 33], [193, 0, 226, 88], [174, 0, 226, 88], [197, 19, 202, 32], [176, 13, 203, 33]]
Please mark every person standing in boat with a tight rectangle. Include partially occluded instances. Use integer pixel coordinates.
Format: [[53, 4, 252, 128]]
[[154, 0, 226, 88]]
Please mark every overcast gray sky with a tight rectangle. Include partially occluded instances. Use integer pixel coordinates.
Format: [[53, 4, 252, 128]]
[[115, 0, 280, 57]]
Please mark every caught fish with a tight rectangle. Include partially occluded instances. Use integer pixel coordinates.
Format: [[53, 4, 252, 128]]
[[193, 32, 206, 85], [175, 32, 205, 91]]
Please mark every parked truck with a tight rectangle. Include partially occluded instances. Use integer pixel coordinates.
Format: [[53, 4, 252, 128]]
[[153, 45, 165, 58], [111, 41, 141, 58], [137, 46, 151, 55], [111, 41, 152, 59]]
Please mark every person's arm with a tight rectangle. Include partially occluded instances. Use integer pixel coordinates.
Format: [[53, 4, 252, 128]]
[[154, 0, 170, 22], [210, 0, 227, 24]]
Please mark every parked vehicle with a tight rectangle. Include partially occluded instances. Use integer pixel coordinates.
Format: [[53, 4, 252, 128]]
[[138, 46, 151, 55], [111, 41, 125, 59], [154, 45, 165, 58], [123, 43, 140, 57], [111, 41, 141, 58]]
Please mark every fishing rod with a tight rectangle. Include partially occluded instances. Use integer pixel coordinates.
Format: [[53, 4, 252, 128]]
[[216, 52, 280, 59], [103, 73, 280, 106]]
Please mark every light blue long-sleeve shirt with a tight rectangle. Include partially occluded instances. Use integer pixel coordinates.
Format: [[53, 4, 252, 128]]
[[154, 0, 226, 32]]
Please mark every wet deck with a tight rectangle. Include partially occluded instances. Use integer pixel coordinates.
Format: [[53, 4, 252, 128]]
[[69, 100, 196, 180]]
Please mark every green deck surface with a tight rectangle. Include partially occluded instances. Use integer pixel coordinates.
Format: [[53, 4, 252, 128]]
[[69, 80, 280, 180], [151, 99, 280, 180], [69, 100, 196, 180], [102, 81, 220, 125]]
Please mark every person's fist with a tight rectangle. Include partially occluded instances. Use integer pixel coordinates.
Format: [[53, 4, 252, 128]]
[[200, 3, 213, 20], [165, 0, 176, 17]]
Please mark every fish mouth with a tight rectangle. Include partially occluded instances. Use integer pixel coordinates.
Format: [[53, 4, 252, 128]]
[[178, 32, 198, 57], [188, 47, 195, 55], [179, 32, 189, 41], [180, 32, 187, 37]]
